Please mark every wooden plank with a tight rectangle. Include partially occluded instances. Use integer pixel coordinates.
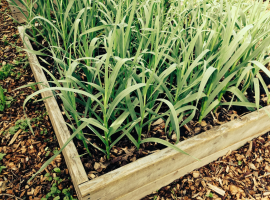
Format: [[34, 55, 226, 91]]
[[79, 105, 270, 200], [7, 0, 26, 14], [116, 127, 266, 200], [7, 0, 28, 23], [11, 11, 27, 23], [18, 26, 89, 199]]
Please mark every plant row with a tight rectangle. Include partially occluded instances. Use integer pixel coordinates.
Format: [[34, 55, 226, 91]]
[[11, 0, 270, 161]]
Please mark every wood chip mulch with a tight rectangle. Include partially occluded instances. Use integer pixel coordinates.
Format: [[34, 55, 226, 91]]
[[2, 1, 270, 200], [143, 133, 270, 200], [0, 1, 77, 200]]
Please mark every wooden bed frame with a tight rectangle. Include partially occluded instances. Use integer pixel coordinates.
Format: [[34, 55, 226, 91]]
[[18, 25, 270, 200]]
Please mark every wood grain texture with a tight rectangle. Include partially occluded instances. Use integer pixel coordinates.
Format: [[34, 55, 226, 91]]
[[8, 0, 26, 14], [7, 0, 27, 23], [116, 127, 266, 200], [79, 105, 270, 200], [18, 26, 89, 199], [12, 11, 27, 23]]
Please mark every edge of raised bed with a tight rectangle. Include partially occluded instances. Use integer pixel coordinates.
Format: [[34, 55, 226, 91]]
[[7, 0, 27, 23], [79, 104, 270, 200], [18, 26, 89, 199], [19, 25, 270, 200]]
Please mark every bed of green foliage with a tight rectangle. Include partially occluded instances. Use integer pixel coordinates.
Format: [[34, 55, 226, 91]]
[[9, 0, 270, 178]]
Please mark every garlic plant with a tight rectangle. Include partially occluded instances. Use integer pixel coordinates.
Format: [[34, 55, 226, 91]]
[[10, 0, 270, 179]]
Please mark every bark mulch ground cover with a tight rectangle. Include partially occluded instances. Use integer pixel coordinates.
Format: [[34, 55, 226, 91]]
[[1, 0, 270, 199], [0, 1, 77, 200], [144, 133, 270, 200]]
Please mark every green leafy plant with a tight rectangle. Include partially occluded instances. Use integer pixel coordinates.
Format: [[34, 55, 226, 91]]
[[12, 0, 270, 180], [40, 127, 48, 135], [0, 153, 6, 174], [41, 169, 76, 200], [206, 193, 213, 198], [0, 53, 28, 80], [7, 113, 49, 135], [8, 118, 29, 134], [54, 168, 61, 173], [0, 86, 5, 112], [1, 35, 8, 46], [0, 86, 13, 112], [0, 63, 14, 80]]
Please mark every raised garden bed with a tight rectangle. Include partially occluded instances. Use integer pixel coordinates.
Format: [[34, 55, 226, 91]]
[[18, 24, 270, 200]]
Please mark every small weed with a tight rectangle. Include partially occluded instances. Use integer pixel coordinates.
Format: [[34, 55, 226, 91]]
[[8, 118, 29, 135], [15, 72, 22, 80], [40, 128, 48, 135], [0, 86, 13, 112], [206, 193, 213, 198], [7, 113, 48, 135], [45, 172, 53, 182], [171, 188, 177, 199], [41, 168, 77, 200], [13, 59, 20, 65], [32, 113, 43, 122], [0, 153, 6, 174], [0, 86, 5, 111], [0, 55, 28, 81], [238, 160, 242, 166], [44, 138, 50, 143], [0, 63, 14, 80], [54, 168, 61, 173], [1, 35, 8, 46], [30, 84, 37, 91], [45, 151, 51, 157]]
